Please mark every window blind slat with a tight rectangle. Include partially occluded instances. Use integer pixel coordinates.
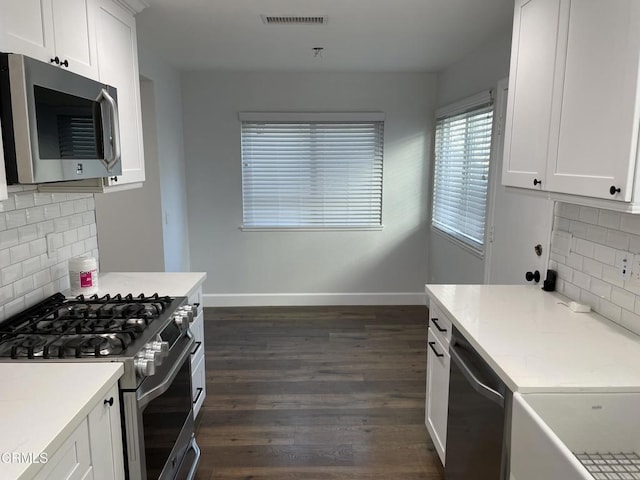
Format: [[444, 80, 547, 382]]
[[432, 101, 494, 252], [242, 118, 384, 228]]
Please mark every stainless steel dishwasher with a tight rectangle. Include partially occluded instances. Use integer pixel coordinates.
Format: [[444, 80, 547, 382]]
[[445, 327, 512, 480]]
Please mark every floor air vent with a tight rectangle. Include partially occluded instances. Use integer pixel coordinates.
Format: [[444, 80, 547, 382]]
[[261, 15, 327, 25]]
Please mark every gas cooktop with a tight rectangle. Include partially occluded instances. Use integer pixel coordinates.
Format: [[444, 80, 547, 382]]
[[0, 292, 179, 359]]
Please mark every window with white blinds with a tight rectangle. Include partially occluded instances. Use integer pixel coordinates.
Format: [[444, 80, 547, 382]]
[[432, 94, 494, 253], [240, 112, 384, 229]]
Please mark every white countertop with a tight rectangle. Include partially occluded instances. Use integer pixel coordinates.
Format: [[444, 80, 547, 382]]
[[70, 271, 206, 299], [426, 284, 640, 393], [0, 362, 123, 480]]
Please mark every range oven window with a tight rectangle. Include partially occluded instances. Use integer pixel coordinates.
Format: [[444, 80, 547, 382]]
[[142, 358, 192, 478]]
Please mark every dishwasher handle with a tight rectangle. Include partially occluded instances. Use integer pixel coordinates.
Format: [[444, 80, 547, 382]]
[[450, 342, 504, 407]]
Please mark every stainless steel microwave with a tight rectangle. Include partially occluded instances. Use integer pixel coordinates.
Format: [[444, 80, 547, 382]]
[[0, 52, 121, 184]]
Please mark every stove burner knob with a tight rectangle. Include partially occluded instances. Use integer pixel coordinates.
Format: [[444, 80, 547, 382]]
[[173, 313, 189, 328], [177, 307, 194, 322], [141, 348, 161, 365], [150, 340, 169, 355], [134, 357, 156, 376]]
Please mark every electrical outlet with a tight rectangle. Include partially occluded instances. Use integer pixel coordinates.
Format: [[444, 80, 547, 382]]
[[621, 255, 632, 281], [630, 254, 640, 286]]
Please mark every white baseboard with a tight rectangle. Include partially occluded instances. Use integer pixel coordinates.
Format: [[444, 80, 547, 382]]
[[203, 292, 426, 307]]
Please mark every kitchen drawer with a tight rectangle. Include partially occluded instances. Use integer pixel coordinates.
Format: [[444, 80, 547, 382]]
[[191, 353, 206, 418], [190, 312, 204, 365], [428, 303, 452, 346], [34, 418, 93, 480]]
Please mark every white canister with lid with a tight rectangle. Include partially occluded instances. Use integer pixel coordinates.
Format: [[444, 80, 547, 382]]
[[69, 256, 98, 296]]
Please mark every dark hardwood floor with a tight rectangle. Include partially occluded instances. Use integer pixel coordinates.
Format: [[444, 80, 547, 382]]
[[194, 305, 444, 480]]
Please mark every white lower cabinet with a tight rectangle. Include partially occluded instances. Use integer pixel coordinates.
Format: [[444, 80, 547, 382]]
[[189, 285, 206, 417], [425, 328, 450, 465], [35, 383, 124, 480], [425, 303, 452, 465]]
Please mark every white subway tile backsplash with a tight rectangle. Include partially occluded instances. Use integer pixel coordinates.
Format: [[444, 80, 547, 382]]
[[586, 225, 608, 244], [26, 206, 45, 224], [599, 299, 623, 323], [573, 271, 591, 290], [2, 264, 22, 284], [14, 277, 34, 297], [553, 201, 640, 333], [569, 221, 589, 239], [0, 187, 98, 321], [583, 257, 604, 278], [593, 244, 616, 266], [590, 277, 611, 299], [620, 214, 640, 236], [574, 238, 595, 258], [619, 310, 640, 336], [6, 210, 26, 229], [611, 287, 636, 312], [34, 192, 52, 206], [567, 252, 584, 270], [9, 243, 30, 264], [579, 206, 600, 225], [18, 224, 38, 243], [562, 203, 581, 220], [14, 193, 35, 210], [606, 230, 630, 250], [598, 210, 621, 230]]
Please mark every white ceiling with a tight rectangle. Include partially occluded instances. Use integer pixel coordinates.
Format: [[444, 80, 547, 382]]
[[136, 0, 514, 72]]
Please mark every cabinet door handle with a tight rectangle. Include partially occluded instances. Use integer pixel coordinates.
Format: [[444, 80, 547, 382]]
[[610, 186, 621, 195], [431, 318, 447, 333], [104, 397, 114, 407], [193, 387, 204, 404], [533, 178, 542, 186], [61, 59, 69, 67], [427, 341, 444, 358], [191, 341, 202, 356], [50, 56, 60, 65]]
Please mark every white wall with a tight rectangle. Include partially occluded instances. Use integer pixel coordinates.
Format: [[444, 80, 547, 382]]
[[181, 71, 436, 306], [94, 47, 190, 272], [428, 29, 513, 284]]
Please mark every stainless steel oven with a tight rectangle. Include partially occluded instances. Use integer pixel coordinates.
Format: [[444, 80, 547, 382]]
[[122, 323, 200, 480], [0, 293, 201, 480]]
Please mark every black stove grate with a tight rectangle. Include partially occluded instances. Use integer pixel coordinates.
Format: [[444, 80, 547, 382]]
[[0, 292, 174, 359]]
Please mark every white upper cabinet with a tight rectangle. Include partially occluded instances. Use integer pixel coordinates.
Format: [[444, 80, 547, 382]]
[[0, 0, 99, 80], [503, 0, 640, 209], [94, 0, 145, 186], [503, 0, 562, 191], [0, 0, 146, 192]]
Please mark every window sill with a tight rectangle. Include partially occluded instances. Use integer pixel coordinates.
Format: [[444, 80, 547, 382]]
[[430, 225, 484, 259], [240, 225, 384, 232]]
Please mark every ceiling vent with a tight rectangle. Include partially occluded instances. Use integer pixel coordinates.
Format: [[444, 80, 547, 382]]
[[261, 15, 327, 25]]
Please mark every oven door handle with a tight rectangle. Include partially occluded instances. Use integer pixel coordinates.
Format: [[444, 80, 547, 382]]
[[184, 437, 201, 480], [137, 331, 195, 410]]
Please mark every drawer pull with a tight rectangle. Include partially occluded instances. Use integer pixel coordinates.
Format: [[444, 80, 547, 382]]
[[428, 341, 444, 358], [431, 318, 447, 333], [193, 387, 204, 404], [104, 397, 114, 407], [191, 341, 202, 356]]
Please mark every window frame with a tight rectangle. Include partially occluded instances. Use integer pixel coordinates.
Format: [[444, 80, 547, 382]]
[[239, 112, 385, 231], [430, 91, 495, 256]]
